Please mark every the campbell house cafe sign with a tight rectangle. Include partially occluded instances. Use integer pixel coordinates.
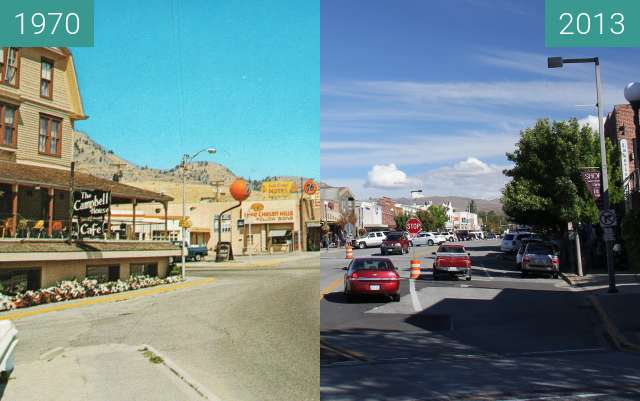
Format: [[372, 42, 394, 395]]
[[73, 190, 111, 237]]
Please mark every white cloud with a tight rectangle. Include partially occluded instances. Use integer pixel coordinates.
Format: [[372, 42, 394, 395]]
[[321, 130, 519, 168], [578, 115, 599, 131], [328, 158, 511, 200], [364, 164, 420, 189], [421, 158, 511, 199]]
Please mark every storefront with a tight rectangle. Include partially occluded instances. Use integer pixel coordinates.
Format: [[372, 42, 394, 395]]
[[242, 199, 299, 254]]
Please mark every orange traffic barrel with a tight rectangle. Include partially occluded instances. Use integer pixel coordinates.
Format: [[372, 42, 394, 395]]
[[345, 244, 353, 259], [410, 260, 421, 279]]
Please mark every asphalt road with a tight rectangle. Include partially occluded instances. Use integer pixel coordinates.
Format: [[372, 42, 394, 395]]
[[320, 240, 640, 401], [8, 254, 319, 401]]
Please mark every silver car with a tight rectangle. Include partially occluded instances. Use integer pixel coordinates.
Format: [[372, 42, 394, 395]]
[[521, 243, 560, 278]]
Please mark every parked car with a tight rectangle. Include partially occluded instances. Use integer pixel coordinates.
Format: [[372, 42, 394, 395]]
[[412, 231, 446, 246], [438, 231, 456, 242], [500, 232, 534, 253], [469, 231, 484, 240], [343, 257, 400, 302], [521, 242, 560, 278], [515, 238, 542, 268], [432, 244, 472, 281], [353, 231, 387, 249], [381, 231, 410, 255]]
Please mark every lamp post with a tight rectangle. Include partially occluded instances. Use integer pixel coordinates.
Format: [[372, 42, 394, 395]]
[[548, 56, 616, 293], [180, 147, 216, 279], [624, 82, 640, 201]]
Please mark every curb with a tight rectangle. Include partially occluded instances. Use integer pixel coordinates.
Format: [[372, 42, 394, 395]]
[[589, 294, 640, 352], [320, 340, 368, 362], [0, 278, 215, 321], [141, 344, 221, 401], [560, 272, 575, 286]]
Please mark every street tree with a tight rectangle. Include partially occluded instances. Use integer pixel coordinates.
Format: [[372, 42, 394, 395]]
[[417, 205, 448, 231], [468, 199, 478, 214], [502, 118, 623, 231], [394, 213, 409, 230]]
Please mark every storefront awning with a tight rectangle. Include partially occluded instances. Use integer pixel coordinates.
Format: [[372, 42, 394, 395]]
[[0, 160, 173, 203], [268, 230, 289, 237]]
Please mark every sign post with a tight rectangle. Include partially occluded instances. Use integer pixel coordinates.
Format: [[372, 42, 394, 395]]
[[406, 217, 422, 261]]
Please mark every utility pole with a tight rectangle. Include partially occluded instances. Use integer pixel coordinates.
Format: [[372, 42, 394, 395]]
[[211, 180, 224, 201], [594, 59, 617, 293]]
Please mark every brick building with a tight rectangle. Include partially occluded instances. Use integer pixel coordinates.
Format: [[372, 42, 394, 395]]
[[377, 197, 397, 229], [604, 104, 640, 209]]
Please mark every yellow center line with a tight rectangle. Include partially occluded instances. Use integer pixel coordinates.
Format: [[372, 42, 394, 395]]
[[0, 277, 216, 321], [320, 276, 343, 300]]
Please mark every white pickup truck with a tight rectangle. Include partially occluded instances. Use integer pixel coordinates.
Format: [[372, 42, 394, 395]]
[[353, 231, 387, 249]]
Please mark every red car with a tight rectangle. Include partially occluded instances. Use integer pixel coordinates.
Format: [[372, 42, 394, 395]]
[[343, 257, 400, 302], [380, 231, 410, 255], [432, 244, 472, 281]]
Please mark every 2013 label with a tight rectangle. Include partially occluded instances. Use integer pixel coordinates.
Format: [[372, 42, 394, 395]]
[[559, 12, 624, 36]]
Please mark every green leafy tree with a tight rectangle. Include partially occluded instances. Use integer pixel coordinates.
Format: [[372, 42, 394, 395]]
[[502, 118, 623, 231], [478, 210, 503, 233], [468, 200, 478, 214], [394, 213, 409, 230], [417, 205, 448, 231]]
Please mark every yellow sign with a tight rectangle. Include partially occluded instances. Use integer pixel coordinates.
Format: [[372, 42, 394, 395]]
[[250, 203, 265, 212], [179, 217, 192, 228], [261, 181, 295, 197]]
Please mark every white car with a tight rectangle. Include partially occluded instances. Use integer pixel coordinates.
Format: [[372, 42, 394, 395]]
[[354, 231, 387, 248], [500, 232, 533, 253], [411, 231, 446, 246]]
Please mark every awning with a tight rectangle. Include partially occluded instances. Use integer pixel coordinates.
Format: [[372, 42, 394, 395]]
[[0, 160, 173, 203], [268, 229, 289, 237]]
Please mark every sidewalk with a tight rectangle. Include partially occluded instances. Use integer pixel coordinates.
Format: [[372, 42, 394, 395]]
[[186, 251, 319, 270], [0, 344, 210, 401], [561, 272, 640, 351]]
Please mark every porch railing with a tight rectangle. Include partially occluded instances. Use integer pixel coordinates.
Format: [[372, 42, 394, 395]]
[[0, 214, 172, 241]]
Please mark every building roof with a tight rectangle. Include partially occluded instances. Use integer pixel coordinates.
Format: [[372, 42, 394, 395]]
[[0, 240, 179, 254], [0, 161, 172, 203]]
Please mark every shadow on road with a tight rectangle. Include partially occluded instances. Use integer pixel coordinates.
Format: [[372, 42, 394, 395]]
[[321, 284, 625, 400]]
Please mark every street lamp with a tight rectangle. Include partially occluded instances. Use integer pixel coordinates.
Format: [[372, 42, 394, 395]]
[[548, 56, 617, 293], [624, 82, 640, 198], [180, 147, 216, 279]]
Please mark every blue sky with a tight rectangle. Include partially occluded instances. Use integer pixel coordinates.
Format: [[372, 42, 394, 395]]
[[73, 0, 319, 180], [321, 0, 640, 199]]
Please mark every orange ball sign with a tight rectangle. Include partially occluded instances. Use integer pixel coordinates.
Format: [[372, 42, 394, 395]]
[[230, 179, 251, 202]]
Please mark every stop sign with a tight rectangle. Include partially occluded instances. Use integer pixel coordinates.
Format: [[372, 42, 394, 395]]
[[406, 218, 422, 235]]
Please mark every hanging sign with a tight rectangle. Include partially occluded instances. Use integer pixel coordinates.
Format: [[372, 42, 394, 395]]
[[73, 190, 111, 218]]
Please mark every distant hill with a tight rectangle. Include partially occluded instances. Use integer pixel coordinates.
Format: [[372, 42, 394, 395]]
[[73, 132, 309, 202], [395, 196, 503, 214]]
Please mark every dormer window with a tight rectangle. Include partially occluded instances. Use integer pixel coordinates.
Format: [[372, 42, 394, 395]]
[[40, 58, 53, 99], [0, 48, 20, 88]]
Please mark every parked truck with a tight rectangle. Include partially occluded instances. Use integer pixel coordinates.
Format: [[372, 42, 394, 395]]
[[169, 241, 209, 264]]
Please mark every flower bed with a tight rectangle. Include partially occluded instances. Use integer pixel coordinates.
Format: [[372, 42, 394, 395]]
[[0, 275, 184, 312]]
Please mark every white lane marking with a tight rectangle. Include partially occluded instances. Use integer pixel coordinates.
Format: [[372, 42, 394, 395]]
[[479, 264, 493, 280], [409, 279, 422, 312]]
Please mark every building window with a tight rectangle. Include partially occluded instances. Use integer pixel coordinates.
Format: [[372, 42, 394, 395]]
[[40, 58, 53, 99], [0, 48, 20, 87], [0, 268, 40, 295], [0, 103, 18, 147], [38, 114, 62, 157], [87, 265, 120, 283], [130, 263, 158, 278]]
